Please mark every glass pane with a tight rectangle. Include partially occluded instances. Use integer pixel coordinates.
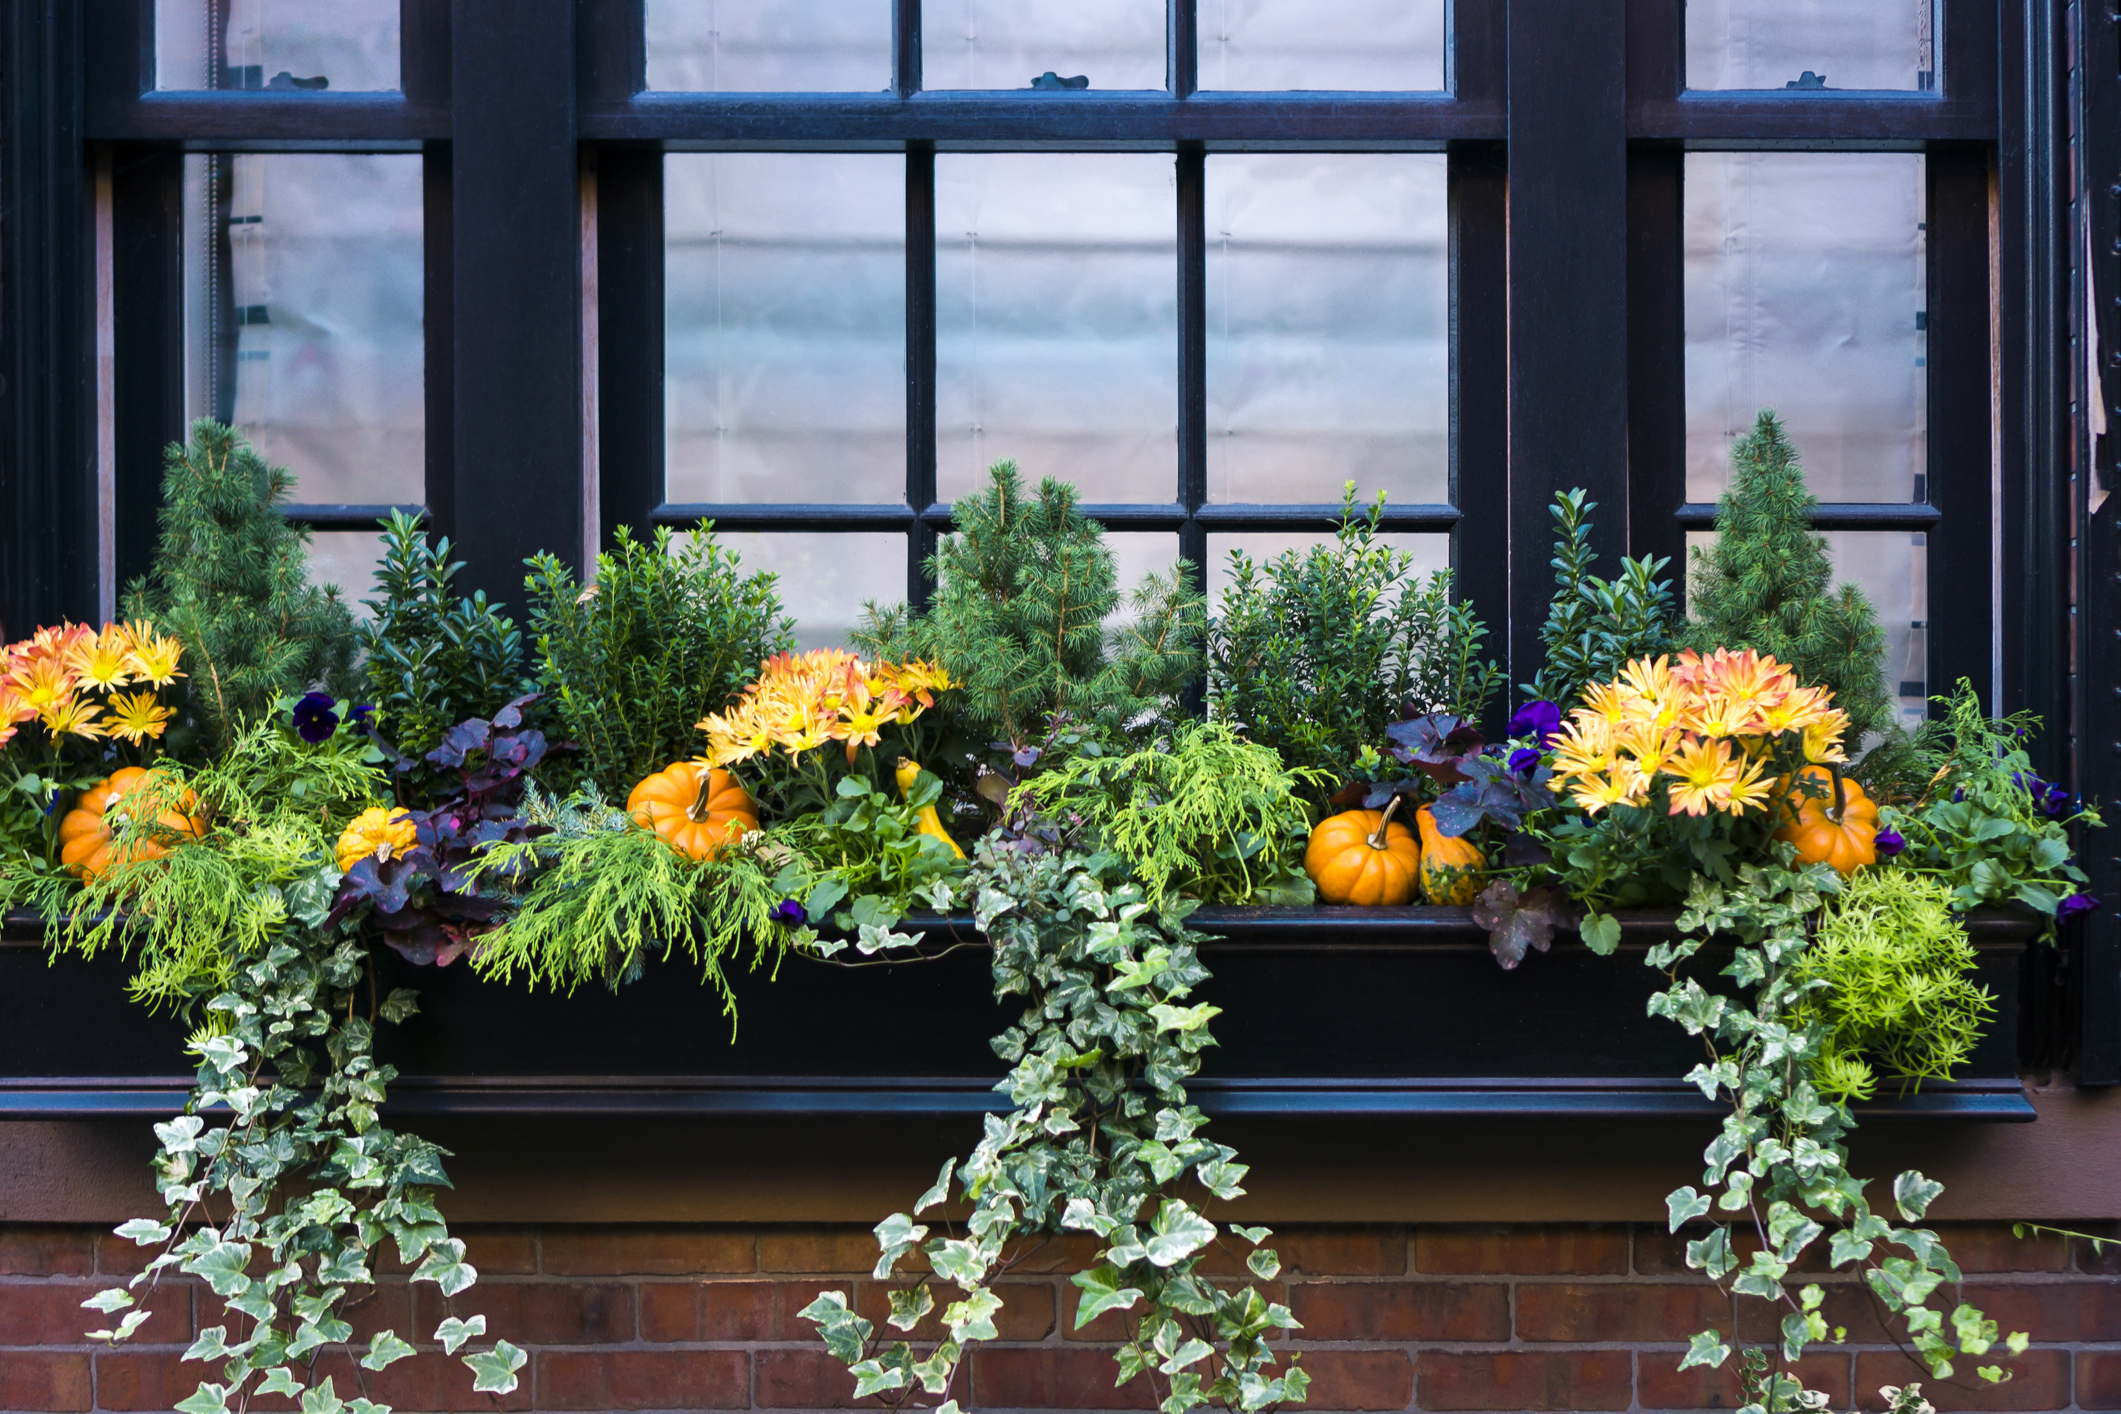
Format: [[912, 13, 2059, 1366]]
[[1207, 533, 1450, 608], [1206, 154, 1448, 506], [306, 530, 388, 612], [1105, 533, 1182, 626], [711, 532, 904, 650], [1685, 153, 1926, 504], [665, 155, 905, 506], [644, 0, 892, 91], [1685, 0, 1937, 91], [156, 0, 398, 91], [936, 154, 1177, 504], [1687, 530, 1928, 730], [1200, 0, 1447, 91], [181, 154, 424, 505], [922, 0, 1165, 90]]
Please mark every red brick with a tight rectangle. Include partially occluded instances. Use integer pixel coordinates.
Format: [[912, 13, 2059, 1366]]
[[1286, 1282, 1508, 1342], [92, 1351, 192, 1412], [640, 1278, 842, 1343], [1262, 1229, 1408, 1279], [2072, 1224, 2121, 1274], [540, 1350, 750, 1410], [1064, 1282, 1280, 1345], [1516, 1282, 1728, 1343], [2080, 1350, 2121, 1408], [755, 1347, 890, 1409], [1638, 1351, 1850, 1409], [411, 1279, 634, 1345], [375, 1228, 538, 1277], [1414, 1352, 1634, 1411], [1853, 1349, 2069, 1411], [0, 1352, 91, 1411], [1417, 1226, 1629, 1276], [335, 1281, 412, 1345], [1732, 1281, 1893, 1346], [0, 1282, 190, 1346], [1961, 1279, 2121, 1343], [367, 1350, 534, 1411], [541, 1228, 755, 1276], [970, 1348, 1158, 1410], [999, 1233, 1105, 1274], [0, 1228, 96, 1278], [1635, 1226, 1831, 1277], [93, 1234, 172, 1279], [759, 1229, 888, 1274], [863, 1278, 1055, 1343], [1296, 1350, 1413, 1412], [1937, 1224, 2072, 1274]]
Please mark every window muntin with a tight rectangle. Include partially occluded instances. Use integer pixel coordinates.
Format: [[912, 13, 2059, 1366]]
[[920, 0, 1167, 91], [1683, 0, 1938, 91], [935, 153, 1178, 504], [1206, 154, 1448, 506], [1198, 0, 1448, 92], [180, 153, 424, 507], [664, 154, 906, 506], [154, 0, 400, 91], [643, 0, 893, 92]]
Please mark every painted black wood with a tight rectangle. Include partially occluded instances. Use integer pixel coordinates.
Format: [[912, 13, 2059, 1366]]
[[280, 503, 427, 531], [422, 143, 455, 537], [1446, 143, 1509, 725], [1505, 0, 1630, 685], [905, 143, 938, 606], [1674, 503, 1945, 531], [1626, 147, 1686, 579], [576, 0, 642, 106], [110, 147, 185, 593], [89, 93, 446, 145], [0, 0, 95, 637], [593, 145, 663, 551], [1176, 144, 1207, 603], [653, 502, 1464, 534], [448, 0, 580, 595], [1926, 144, 1998, 715], [893, 0, 919, 98], [400, 0, 452, 106]]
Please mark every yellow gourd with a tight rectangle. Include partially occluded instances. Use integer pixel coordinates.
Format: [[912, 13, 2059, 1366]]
[[1305, 797, 1421, 906], [1773, 765, 1879, 876], [336, 807, 419, 873], [57, 767, 205, 880], [628, 762, 759, 860], [1415, 804, 1486, 905], [896, 758, 965, 859]]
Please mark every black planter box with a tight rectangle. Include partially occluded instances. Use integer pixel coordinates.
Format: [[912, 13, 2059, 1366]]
[[0, 907, 2041, 1122]]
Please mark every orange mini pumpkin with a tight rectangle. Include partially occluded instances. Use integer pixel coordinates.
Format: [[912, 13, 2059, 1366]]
[[1305, 797, 1422, 906], [57, 767, 205, 880], [628, 762, 759, 860], [1415, 805, 1486, 905], [1772, 765, 1879, 876]]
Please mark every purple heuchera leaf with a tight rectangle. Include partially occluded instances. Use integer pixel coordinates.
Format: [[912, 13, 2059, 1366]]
[[1507, 700, 1563, 745], [1471, 879, 1570, 970], [2059, 892, 2100, 923], [1382, 713, 1484, 785], [291, 692, 339, 744]]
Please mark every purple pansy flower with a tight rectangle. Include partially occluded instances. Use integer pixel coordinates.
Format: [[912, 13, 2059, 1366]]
[[351, 703, 377, 728], [1507, 747, 1543, 776], [1873, 827, 1906, 857], [770, 898, 808, 927], [291, 692, 340, 744], [2058, 893, 2100, 924], [1507, 700, 1563, 746]]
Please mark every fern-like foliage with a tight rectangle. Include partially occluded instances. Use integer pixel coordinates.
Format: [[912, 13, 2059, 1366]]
[[1523, 490, 1678, 710], [526, 523, 793, 799], [855, 461, 1205, 745], [122, 420, 359, 759], [1686, 411, 1893, 737]]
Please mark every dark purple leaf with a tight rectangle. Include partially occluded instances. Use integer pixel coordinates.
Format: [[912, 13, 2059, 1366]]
[[489, 692, 541, 730], [427, 718, 491, 769], [1471, 880, 1568, 970]]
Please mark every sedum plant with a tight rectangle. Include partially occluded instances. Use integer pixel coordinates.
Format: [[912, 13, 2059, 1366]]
[[801, 843, 1306, 1414]]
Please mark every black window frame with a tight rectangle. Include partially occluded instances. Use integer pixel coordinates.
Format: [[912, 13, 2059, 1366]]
[[1, 0, 2114, 1083]]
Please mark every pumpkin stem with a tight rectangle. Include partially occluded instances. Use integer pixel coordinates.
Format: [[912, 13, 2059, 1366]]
[[685, 769, 716, 824], [1827, 766, 1848, 822], [1368, 795, 1405, 851]]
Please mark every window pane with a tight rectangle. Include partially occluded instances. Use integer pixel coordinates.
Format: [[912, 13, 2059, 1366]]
[[1685, 0, 1937, 91], [306, 530, 388, 610], [1200, 0, 1446, 91], [711, 532, 904, 650], [644, 0, 892, 91], [937, 154, 1177, 504], [1207, 533, 1451, 608], [1206, 154, 1448, 507], [1685, 153, 1925, 503], [156, 0, 398, 90], [922, 0, 1165, 90], [181, 154, 424, 505], [665, 155, 905, 507], [1688, 530, 1928, 730]]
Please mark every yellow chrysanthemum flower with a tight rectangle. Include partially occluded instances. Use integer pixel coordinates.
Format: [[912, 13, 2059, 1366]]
[[67, 627, 136, 692], [106, 691, 173, 744], [39, 696, 107, 741], [122, 624, 186, 688]]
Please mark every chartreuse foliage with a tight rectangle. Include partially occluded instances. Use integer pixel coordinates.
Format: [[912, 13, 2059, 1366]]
[[1649, 858, 2027, 1403], [52, 717, 519, 1413], [1012, 721, 1326, 907], [1207, 485, 1503, 790], [1523, 490, 1678, 710], [800, 844, 1306, 1414], [1789, 871, 1993, 1103]]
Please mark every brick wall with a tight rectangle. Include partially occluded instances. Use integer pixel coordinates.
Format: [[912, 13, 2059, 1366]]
[[3, 1223, 2117, 1413]]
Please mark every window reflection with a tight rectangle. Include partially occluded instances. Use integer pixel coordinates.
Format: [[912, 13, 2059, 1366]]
[[156, 0, 398, 91], [1199, 0, 1447, 91], [1207, 533, 1450, 607], [1684, 0, 1937, 91], [707, 532, 903, 650], [644, 0, 892, 92], [922, 0, 1166, 91]]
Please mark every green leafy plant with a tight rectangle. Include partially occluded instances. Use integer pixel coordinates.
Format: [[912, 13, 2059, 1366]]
[[855, 462, 1205, 749], [800, 843, 1306, 1414], [1651, 858, 2028, 1401], [1789, 869, 1994, 1102], [525, 523, 792, 799], [359, 510, 535, 794], [1012, 720, 1324, 907], [1208, 485, 1503, 794], [1686, 412, 1894, 739], [779, 770, 969, 931], [1523, 489, 1677, 710], [123, 420, 359, 760]]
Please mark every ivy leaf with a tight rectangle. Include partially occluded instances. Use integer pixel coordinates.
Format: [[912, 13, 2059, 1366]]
[[81, 1288, 135, 1314], [115, 1219, 172, 1246], [1247, 1249, 1282, 1280], [886, 1286, 934, 1332], [255, 1368, 303, 1397], [873, 1213, 931, 1279], [943, 1288, 1002, 1342], [412, 1238, 477, 1297], [1894, 1172, 1945, 1222], [1580, 910, 1622, 955], [914, 1159, 955, 1215], [1666, 1187, 1711, 1232], [359, 1331, 416, 1371], [185, 1326, 232, 1363], [463, 1340, 527, 1394], [299, 1378, 345, 1414], [378, 989, 421, 1025], [432, 1314, 486, 1355], [1071, 1265, 1145, 1327], [173, 1384, 232, 1414], [1144, 1200, 1217, 1268], [1147, 1002, 1221, 1034], [1678, 1329, 1730, 1370]]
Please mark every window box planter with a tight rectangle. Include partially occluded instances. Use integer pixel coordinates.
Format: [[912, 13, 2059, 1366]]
[[0, 904, 2040, 1122]]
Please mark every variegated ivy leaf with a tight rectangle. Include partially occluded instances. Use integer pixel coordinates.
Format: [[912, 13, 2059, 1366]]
[[255, 1368, 304, 1398], [115, 1218, 172, 1246], [81, 1287, 134, 1314], [1159, 1337, 1215, 1377], [463, 1340, 527, 1394], [873, 1213, 930, 1278], [1195, 1158, 1248, 1201], [433, 1314, 486, 1355], [1666, 1187, 1711, 1232], [359, 1331, 416, 1371], [184, 1326, 232, 1362], [299, 1376, 344, 1414], [378, 988, 420, 1024], [910, 1342, 960, 1395], [943, 1287, 1002, 1342], [344, 1400, 392, 1414], [1144, 1200, 1217, 1268], [1229, 1224, 1272, 1244], [87, 1308, 153, 1343], [849, 1357, 909, 1398], [412, 1238, 477, 1296], [1147, 1002, 1221, 1034], [927, 1238, 986, 1287], [154, 1116, 206, 1154], [173, 1383, 232, 1414], [1246, 1248, 1281, 1281], [1071, 1265, 1145, 1327], [798, 1292, 872, 1364], [1678, 1329, 1730, 1370], [1781, 1308, 1827, 1361], [1894, 1171, 1945, 1222], [886, 1285, 934, 1332]]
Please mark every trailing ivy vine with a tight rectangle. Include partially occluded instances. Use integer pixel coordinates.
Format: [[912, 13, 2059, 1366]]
[[800, 843, 1307, 1414]]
